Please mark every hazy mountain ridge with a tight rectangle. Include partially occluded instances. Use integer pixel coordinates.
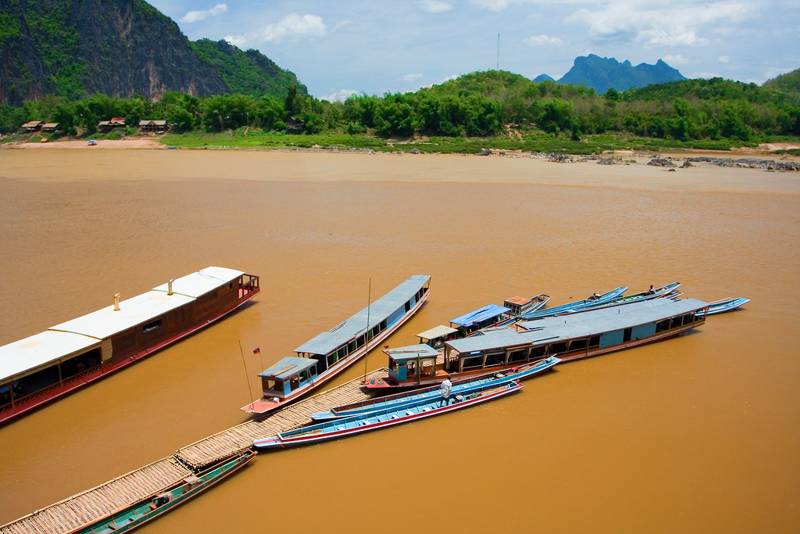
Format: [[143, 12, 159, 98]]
[[536, 54, 687, 94]]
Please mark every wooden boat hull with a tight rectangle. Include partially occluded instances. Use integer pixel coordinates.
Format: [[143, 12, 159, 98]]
[[76, 451, 255, 533], [253, 382, 521, 450], [0, 288, 260, 426], [243, 289, 429, 416]]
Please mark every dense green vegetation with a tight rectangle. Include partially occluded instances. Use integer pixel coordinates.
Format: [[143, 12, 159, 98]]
[[2, 71, 798, 152], [190, 39, 307, 98], [763, 68, 800, 95]]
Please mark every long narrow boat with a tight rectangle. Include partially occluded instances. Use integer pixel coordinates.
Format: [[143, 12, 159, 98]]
[[76, 451, 255, 533], [314, 356, 557, 421], [520, 286, 627, 320], [253, 381, 522, 450], [697, 297, 750, 316], [0, 266, 260, 425], [241, 275, 431, 416], [564, 282, 680, 314], [366, 297, 708, 392]]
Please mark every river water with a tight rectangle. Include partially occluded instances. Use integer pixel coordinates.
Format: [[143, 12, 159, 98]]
[[0, 149, 798, 533]]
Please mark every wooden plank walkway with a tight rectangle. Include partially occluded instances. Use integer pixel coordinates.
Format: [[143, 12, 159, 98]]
[[0, 370, 385, 534], [1, 458, 190, 534], [175, 370, 384, 469]]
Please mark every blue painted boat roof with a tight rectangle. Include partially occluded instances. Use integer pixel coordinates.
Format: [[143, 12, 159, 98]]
[[447, 298, 707, 354], [450, 304, 510, 328], [259, 357, 318, 379], [385, 344, 440, 361], [295, 275, 430, 356]]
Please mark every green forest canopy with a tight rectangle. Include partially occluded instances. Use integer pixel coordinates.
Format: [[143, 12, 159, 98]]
[[1, 70, 799, 142]]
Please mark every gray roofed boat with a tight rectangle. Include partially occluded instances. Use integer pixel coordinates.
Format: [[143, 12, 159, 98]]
[[242, 275, 431, 416]]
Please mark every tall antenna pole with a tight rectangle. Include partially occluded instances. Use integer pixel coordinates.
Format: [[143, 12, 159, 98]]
[[496, 32, 500, 70], [239, 340, 255, 407], [362, 277, 372, 381]]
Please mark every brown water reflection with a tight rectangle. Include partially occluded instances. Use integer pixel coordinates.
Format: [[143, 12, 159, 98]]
[[0, 150, 798, 533]]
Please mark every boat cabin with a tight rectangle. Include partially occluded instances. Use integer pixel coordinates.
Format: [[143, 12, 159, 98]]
[[449, 304, 510, 334], [0, 267, 259, 419], [385, 344, 441, 383], [416, 325, 458, 349], [259, 357, 319, 399], [294, 275, 431, 373], [504, 294, 549, 316], [444, 298, 708, 367]]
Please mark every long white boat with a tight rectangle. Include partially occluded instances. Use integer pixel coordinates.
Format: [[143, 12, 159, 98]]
[[241, 275, 431, 416]]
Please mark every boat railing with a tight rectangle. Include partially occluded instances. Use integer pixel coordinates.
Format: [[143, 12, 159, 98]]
[[238, 274, 260, 299], [0, 362, 108, 413]]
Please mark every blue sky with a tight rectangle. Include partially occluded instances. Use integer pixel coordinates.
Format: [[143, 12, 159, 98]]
[[148, 0, 800, 100]]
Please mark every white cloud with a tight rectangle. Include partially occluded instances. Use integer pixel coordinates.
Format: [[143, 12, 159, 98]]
[[180, 3, 227, 23], [567, 1, 751, 47], [718, 55, 730, 63], [402, 73, 424, 82], [225, 13, 327, 46], [322, 89, 360, 102], [663, 54, 688, 65], [523, 34, 563, 46], [471, 0, 511, 11], [419, 0, 454, 13], [332, 19, 353, 32]]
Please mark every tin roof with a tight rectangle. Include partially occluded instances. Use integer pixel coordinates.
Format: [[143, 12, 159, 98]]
[[51, 291, 195, 340], [450, 304, 509, 328], [0, 331, 100, 384], [447, 298, 707, 354], [22, 121, 43, 128], [295, 275, 430, 356], [416, 325, 457, 341], [385, 344, 439, 361], [259, 357, 317, 380], [152, 266, 243, 298]]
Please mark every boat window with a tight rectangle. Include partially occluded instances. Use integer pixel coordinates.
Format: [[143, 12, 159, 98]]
[[143, 319, 162, 333], [356, 335, 365, 348], [485, 352, 505, 366], [348, 340, 357, 353], [531, 346, 546, 358], [406, 361, 418, 376], [263, 378, 281, 392], [623, 328, 632, 342], [404, 300, 411, 312], [655, 320, 670, 333], [461, 355, 484, 370], [570, 338, 587, 351], [670, 317, 681, 329], [389, 358, 398, 370], [509, 349, 527, 362], [682, 313, 695, 325], [60, 348, 102, 379], [588, 336, 600, 348], [550, 342, 568, 354]]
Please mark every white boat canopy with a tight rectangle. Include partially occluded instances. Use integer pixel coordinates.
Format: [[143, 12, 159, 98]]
[[0, 331, 100, 384]]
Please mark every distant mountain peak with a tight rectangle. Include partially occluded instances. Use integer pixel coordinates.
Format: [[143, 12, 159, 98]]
[[557, 54, 686, 94], [533, 73, 555, 83]]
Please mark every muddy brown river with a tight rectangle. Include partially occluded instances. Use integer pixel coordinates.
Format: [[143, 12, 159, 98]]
[[0, 149, 798, 533]]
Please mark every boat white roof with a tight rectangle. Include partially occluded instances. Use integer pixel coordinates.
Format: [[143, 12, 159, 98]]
[[416, 325, 457, 341], [386, 344, 440, 361], [51, 291, 195, 340], [295, 275, 430, 356], [152, 266, 243, 298], [447, 298, 707, 354], [0, 331, 100, 383]]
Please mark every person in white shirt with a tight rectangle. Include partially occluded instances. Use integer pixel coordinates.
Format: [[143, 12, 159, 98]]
[[440, 377, 452, 406]]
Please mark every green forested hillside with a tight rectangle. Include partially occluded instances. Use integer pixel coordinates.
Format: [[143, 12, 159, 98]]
[[190, 39, 307, 98], [763, 69, 800, 95]]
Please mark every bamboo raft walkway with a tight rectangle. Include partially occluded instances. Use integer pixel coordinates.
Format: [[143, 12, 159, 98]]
[[0, 370, 385, 534]]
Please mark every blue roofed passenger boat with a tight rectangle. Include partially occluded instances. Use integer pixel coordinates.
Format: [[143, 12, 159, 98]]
[[242, 275, 430, 416], [253, 380, 522, 450], [365, 297, 708, 392], [450, 303, 511, 334]]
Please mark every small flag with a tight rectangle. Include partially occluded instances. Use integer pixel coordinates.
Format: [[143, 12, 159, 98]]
[[252, 347, 261, 354]]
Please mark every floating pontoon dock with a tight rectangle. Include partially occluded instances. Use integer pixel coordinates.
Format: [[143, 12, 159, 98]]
[[0, 370, 382, 534]]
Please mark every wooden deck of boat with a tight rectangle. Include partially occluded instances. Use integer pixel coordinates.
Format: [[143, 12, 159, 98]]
[[0, 370, 384, 534]]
